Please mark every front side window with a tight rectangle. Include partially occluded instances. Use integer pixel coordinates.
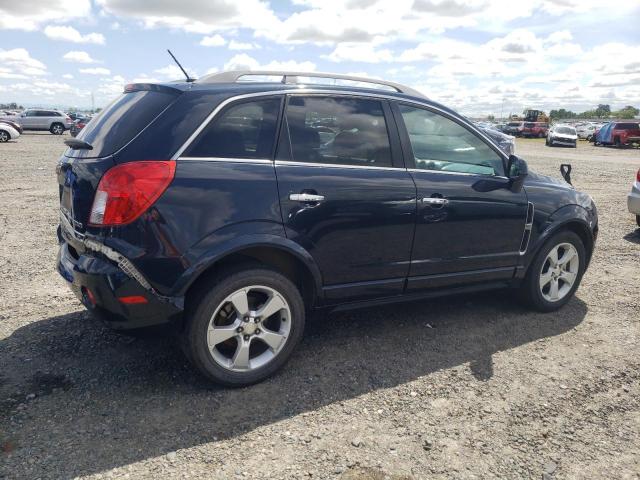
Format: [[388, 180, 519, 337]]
[[398, 105, 504, 176], [25, 111, 37, 117], [285, 96, 392, 168], [185, 97, 281, 159]]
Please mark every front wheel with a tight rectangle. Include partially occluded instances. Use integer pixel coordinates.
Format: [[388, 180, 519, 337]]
[[50, 123, 64, 135], [636, 215, 640, 228], [519, 231, 586, 312], [0, 130, 9, 143], [182, 266, 305, 386]]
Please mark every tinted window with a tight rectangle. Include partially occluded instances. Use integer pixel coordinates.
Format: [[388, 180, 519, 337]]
[[399, 105, 504, 176], [285, 96, 392, 167], [25, 111, 38, 117], [75, 90, 178, 158], [185, 98, 281, 159], [556, 127, 576, 135], [37, 111, 54, 117]]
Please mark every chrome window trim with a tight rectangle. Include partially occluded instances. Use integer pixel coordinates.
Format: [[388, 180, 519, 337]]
[[179, 156, 273, 164], [275, 160, 407, 172], [407, 168, 509, 180], [172, 88, 510, 166]]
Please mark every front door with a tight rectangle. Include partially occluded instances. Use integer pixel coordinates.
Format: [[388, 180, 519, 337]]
[[276, 95, 417, 303], [393, 103, 528, 291]]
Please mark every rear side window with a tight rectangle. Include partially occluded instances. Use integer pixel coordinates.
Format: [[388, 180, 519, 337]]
[[75, 90, 178, 158], [184, 97, 281, 159], [285, 96, 392, 168]]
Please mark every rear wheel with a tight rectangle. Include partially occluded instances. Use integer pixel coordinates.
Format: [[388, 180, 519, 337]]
[[519, 230, 586, 312], [183, 266, 305, 386], [636, 215, 640, 227], [0, 130, 8, 143], [614, 136, 622, 148], [50, 123, 64, 135]]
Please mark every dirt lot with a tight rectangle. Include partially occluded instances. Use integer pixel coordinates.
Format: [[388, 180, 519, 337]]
[[1, 133, 638, 480]]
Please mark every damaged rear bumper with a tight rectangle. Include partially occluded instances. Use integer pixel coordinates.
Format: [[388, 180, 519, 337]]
[[57, 213, 184, 330]]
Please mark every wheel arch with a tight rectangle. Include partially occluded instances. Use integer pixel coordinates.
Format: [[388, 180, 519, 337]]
[[522, 206, 596, 277], [178, 236, 323, 312]]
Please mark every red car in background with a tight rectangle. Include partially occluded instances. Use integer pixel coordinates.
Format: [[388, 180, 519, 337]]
[[593, 122, 640, 147], [522, 121, 549, 138]]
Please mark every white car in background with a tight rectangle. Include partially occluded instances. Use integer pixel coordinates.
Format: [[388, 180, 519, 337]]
[[0, 122, 21, 143], [546, 124, 578, 147], [575, 123, 599, 140]]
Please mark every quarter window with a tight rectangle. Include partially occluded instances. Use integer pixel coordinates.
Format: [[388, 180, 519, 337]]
[[285, 96, 392, 168], [185, 98, 281, 159], [398, 105, 504, 176]]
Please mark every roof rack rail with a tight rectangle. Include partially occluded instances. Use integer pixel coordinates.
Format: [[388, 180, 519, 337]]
[[197, 70, 426, 98]]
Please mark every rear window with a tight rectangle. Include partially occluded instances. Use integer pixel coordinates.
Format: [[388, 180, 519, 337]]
[[74, 90, 178, 158]]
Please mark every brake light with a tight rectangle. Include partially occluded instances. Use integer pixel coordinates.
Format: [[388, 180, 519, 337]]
[[118, 295, 148, 304], [89, 161, 175, 226], [637, 169, 640, 183]]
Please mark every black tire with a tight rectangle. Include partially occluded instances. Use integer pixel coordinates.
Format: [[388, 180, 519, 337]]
[[636, 215, 640, 228], [545, 137, 550, 146], [519, 230, 586, 312], [0, 130, 9, 143], [182, 266, 305, 386], [614, 137, 622, 148], [50, 123, 64, 135]]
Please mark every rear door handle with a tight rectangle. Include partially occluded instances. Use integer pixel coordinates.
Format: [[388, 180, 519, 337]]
[[421, 197, 448, 206], [289, 193, 325, 203]]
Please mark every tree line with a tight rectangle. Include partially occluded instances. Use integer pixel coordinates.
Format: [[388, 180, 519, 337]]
[[549, 105, 639, 120]]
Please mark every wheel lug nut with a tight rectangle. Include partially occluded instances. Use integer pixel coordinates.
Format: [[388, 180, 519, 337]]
[[255, 329, 261, 334], [243, 316, 249, 322], [243, 335, 250, 341], [237, 326, 244, 333]]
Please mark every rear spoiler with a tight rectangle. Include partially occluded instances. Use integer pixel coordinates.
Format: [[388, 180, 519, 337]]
[[124, 83, 183, 94]]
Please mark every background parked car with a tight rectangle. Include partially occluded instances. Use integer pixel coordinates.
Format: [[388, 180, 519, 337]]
[[504, 121, 524, 136], [0, 109, 73, 135], [594, 121, 640, 147], [70, 116, 90, 137], [628, 169, 640, 227], [0, 121, 21, 143], [0, 119, 23, 135], [522, 122, 549, 138], [478, 126, 516, 155], [546, 124, 577, 147], [576, 123, 598, 140]]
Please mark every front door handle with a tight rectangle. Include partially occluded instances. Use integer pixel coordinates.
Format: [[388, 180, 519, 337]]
[[289, 193, 325, 203], [421, 197, 449, 206]]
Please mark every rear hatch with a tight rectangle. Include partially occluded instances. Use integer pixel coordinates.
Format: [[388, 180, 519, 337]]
[[57, 85, 181, 233]]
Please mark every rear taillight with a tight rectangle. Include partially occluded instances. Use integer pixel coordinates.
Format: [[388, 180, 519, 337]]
[[89, 161, 175, 226], [637, 169, 640, 183]]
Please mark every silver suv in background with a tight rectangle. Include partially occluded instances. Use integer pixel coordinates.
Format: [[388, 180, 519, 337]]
[[1, 109, 73, 135]]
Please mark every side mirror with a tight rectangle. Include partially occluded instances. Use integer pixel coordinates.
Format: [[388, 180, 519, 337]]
[[507, 155, 528, 192]]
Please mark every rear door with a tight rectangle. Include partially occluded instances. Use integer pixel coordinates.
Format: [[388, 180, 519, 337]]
[[275, 94, 416, 303], [392, 102, 528, 291], [21, 110, 39, 129]]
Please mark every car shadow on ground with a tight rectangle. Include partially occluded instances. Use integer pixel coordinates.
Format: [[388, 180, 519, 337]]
[[0, 292, 587, 478], [623, 229, 640, 244]]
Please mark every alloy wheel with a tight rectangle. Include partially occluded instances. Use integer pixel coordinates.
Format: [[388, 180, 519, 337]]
[[539, 242, 579, 302], [206, 285, 291, 372], [52, 125, 63, 135], [0, 131, 8, 142]]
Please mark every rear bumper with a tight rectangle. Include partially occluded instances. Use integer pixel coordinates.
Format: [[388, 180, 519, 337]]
[[57, 238, 184, 330], [628, 182, 640, 215]]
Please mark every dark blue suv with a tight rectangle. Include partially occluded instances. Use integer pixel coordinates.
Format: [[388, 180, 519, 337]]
[[57, 71, 598, 386]]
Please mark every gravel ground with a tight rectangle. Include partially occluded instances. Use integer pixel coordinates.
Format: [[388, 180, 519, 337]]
[[0, 133, 639, 480]]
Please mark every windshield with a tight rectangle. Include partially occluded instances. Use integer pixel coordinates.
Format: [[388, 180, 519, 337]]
[[556, 127, 576, 135]]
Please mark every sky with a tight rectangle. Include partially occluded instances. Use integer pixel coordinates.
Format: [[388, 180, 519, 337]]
[[0, 0, 638, 117]]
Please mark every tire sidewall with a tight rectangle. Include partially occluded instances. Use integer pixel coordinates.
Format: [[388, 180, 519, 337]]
[[50, 123, 64, 135], [524, 230, 586, 312], [186, 268, 305, 386]]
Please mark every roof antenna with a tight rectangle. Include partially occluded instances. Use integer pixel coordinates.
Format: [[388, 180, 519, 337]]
[[167, 49, 195, 82]]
